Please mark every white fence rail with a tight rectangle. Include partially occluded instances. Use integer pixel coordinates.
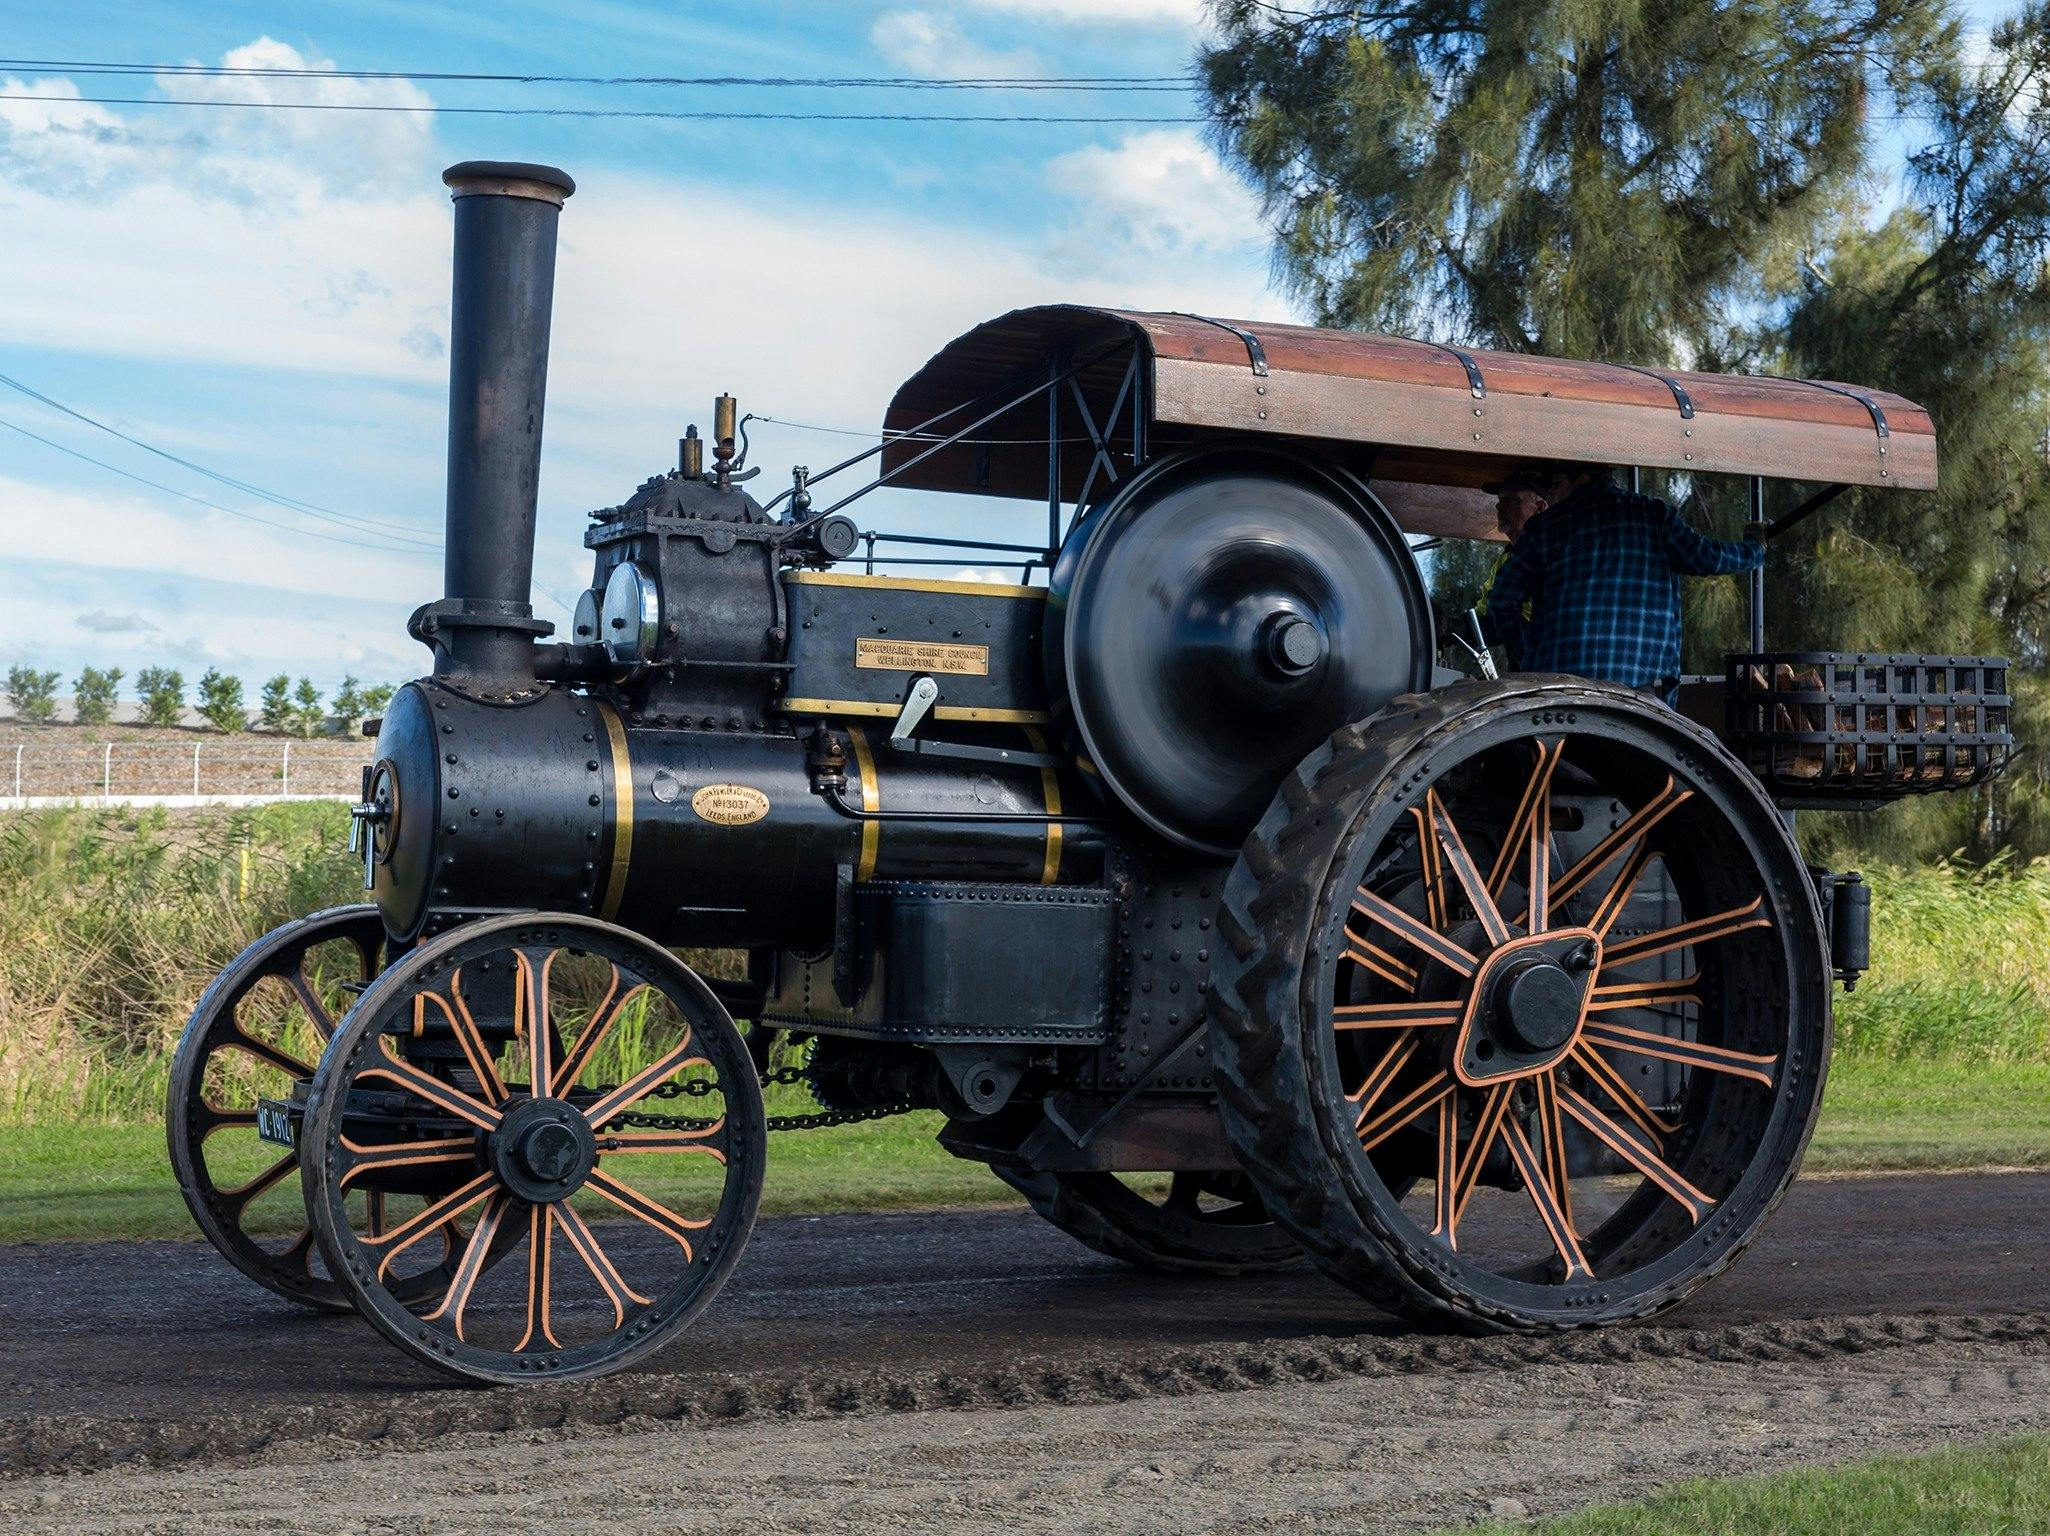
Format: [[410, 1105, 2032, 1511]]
[[3, 742, 368, 808]]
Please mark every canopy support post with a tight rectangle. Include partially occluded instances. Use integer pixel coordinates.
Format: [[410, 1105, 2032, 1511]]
[[1047, 355, 1062, 556], [1747, 476, 1766, 651]]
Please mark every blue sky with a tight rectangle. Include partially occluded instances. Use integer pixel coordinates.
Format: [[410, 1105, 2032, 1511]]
[[0, 0, 1275, 693], [0, 0, 2021, 695]]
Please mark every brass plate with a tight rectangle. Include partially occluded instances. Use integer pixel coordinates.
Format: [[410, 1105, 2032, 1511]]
[[690, 783, 770, 826], [854, 637, 990, 676]]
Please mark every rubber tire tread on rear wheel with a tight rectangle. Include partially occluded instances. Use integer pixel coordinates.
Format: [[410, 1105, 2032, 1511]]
[[1207, 677, 1831, 1333]]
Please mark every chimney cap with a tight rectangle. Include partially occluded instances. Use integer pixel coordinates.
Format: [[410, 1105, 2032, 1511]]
[[443, 161, 576, 204]]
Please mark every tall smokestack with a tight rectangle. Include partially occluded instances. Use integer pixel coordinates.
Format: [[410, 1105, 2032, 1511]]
[[426, 160, 575, 685]]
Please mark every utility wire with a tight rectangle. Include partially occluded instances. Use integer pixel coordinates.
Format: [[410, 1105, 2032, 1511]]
[[0, 59, 1194, 90], [0, 92, 1201, 124], [0, 371, 438, 544], [0, 415, 438, 555]]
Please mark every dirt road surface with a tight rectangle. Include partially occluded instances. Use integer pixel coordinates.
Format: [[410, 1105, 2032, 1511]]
[[2, 1170, 2045, 1533]]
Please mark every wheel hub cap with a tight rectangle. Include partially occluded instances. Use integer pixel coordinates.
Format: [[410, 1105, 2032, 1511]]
[[491, 1097, 597, 1202], [1454, 928, 1600, 1085]]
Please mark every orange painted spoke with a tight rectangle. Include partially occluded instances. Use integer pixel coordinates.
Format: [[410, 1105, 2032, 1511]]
[[1602, 899, 1770, 969], [1428, 1097, 1459, 1244], [337, 1134, 477, 1190], [586, 1168, 709, 1257], [556, 1199, 653, 1326], [1351, 892, 1478, 978], [1502, 1117, 1593, 1280], [220, 1152, 296, 1215], [598, 1120, 728, 1159], [1411, 806, 1449, 932], [1532, 1071, 1575, 1235], [364, 1043, 502, 1131], [365, 1172, 497, 1279], [557, 970, 655, 1092], [1586, 839, 1659, 939], [1487, 739, 1564, 918], [513, 1203, 561, 1351], [1347, 1030, 1421, 1120], [227, 1029, 313, 1081], [445, 972, 509, 1105], [199, 1105, 260, 1138], [1569, 1041, 1679, 1139], [1333, 999, 1463, 1030], [1428, 790, 1511, 946], [1450, 1085, 1513, 1226], [1549, 778, 1693, 914], [1587, 975, 1703, 1014], [581, 1034, 710, 1127], [1560, 1085, 1716, 1223], [1580, 1020, 1778, 1087], [1344, 939, 1418, 993], [1359, 1070, 1455, 1152], [424, 1192, 509, 1335], [520, 950, 557, 1100], [285, 969, 338, 1042]]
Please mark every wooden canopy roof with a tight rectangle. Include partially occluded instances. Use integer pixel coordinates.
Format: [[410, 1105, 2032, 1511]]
[[880, 305, 1936, 541]]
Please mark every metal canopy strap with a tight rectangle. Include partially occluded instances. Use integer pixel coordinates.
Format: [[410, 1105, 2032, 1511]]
[[1173, 312, 1268, 376], [1608, 362, 1695, 420], [1408, 338, 1486, 400], [1777, 376, 1892, 439]]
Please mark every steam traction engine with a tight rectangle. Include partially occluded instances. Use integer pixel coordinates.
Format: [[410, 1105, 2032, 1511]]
[[170, 162, 2010, 1383]]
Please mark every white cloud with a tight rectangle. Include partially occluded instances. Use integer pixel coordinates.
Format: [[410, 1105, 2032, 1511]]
[[1042, 129, 1272, 303], [0, 44, 1288, 684], [871, 11, 1042, 78], [961, 0, 1207, 27], [76, 611, 158, 633], [0, 41, 448, 383]]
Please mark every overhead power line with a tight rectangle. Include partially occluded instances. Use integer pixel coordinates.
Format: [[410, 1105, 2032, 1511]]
[[0, 415, 437, 555], [0, 59, 1194, 90], [0, 92, 1200, 124], [0, 372, 438, 547]]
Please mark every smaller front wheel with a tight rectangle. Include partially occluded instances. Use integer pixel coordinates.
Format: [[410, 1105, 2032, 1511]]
[[301, 913, 765, 1383]]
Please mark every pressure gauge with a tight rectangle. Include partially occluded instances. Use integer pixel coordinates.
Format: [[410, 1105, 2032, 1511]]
[[600, 561, 660, 665], [571, 588, 601, 646]]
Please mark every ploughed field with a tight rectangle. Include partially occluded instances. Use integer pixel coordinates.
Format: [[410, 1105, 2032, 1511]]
[[1, 1175, 2048, 1532]]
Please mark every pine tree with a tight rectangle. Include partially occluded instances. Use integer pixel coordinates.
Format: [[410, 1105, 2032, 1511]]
[[331, 675, 365, 731], [1202, 0, 1951, 359]]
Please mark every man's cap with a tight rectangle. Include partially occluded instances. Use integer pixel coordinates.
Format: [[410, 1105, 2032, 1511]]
[[1482, 460, 1586, 496]]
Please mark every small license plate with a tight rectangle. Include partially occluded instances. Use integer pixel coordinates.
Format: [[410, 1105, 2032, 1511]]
[[256, 1099, 296, 1149]]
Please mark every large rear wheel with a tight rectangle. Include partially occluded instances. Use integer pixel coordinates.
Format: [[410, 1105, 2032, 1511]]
[[1211, 679, 1830, 1331]]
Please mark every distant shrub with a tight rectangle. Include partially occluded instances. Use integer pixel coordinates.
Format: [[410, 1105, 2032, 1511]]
[[259, 674, 292, 734], [134, 667, 185, 728], [4, 666, 60, 724], [291, 677, 324, 738], [72, 667, 122, 726], [195, 669, 246, 734]]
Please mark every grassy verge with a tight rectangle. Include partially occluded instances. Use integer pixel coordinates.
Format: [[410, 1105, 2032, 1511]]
[[5, 1055, 2046, 1245], [1450, 1434, 2050, 1535]]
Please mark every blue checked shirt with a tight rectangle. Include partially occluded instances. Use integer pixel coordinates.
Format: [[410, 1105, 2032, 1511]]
[[1481, 480, 1764, 690]]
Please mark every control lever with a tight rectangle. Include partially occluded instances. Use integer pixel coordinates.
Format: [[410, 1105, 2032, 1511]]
[[890, 675, 941, 746]]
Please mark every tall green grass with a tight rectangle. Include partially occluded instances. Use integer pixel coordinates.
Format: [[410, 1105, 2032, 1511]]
[[1, 806, 2046, 1122], [1837, 859, 2050, 1061]]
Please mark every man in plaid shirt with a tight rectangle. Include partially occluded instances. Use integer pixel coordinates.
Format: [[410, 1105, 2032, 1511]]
[[1479, 462, 1765, 695]]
